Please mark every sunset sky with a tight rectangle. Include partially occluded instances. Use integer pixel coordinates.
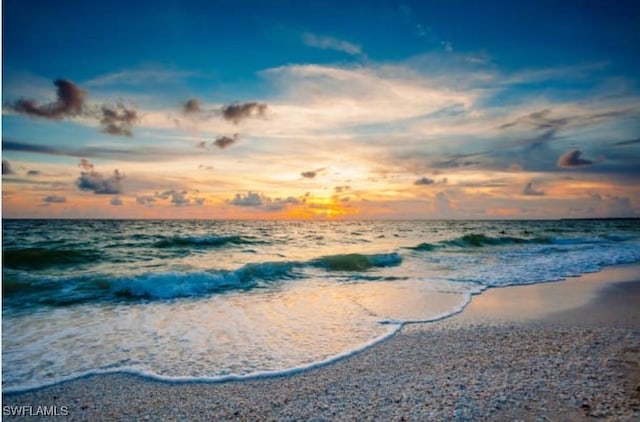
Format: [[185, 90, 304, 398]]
[[2, 0, 640, 219]]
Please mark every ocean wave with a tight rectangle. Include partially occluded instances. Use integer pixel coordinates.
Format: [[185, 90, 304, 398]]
[[404, 232, 634, 251], [313, 253, 403, 272], [2, 247, 101, 270], [153, 234, 261, 248], [3, 251, 406, 306]]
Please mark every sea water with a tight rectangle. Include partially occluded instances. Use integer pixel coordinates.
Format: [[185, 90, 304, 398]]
[[3, 219, 640, 391]]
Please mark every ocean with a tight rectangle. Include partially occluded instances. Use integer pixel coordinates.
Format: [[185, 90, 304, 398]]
[[3, 219, 640, 392]]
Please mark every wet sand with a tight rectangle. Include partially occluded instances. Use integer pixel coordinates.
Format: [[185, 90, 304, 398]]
[[3, 264, 640, 421]]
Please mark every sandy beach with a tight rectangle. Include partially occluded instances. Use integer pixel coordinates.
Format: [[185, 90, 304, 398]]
[[3, 264, 640, 421]]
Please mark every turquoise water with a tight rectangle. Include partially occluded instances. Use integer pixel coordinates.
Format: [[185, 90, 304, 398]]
[[3, 219, 640, 391]]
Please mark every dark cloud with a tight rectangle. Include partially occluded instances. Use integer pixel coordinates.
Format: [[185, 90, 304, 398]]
[[6, 78, 139, 137], [227, 192, 301, 211], [2, 160, 16, 175], [414, 176, 434, 185], [27, 170, 41, 176], [499, 109, 569, 132], [221, 102, 268, 124], [99, 103, 138, 137], [334, 185, 350, 193], [196, 141, 208, 149], [229, 191, 264, 207], [431, 153, 483, 169], [523, 181, 545, 196], [500, 109, 632, 137], [76, 159, 124, 194], [2, 139, 71, 157], [110, 196, 123, 206], [301, 168, 325, 179], [262, 196, 300, 211], [170, 191, 191, 206], [152, 189, 204, 207], [42, 195, 66, 204], [614, 137, 640, 146], [557, 150, 594, 168], [213, 134, 239, 149], [3, 138, 184, 163], [183, 98, 202, 114], [136, 195, 156, 206], [7, 79, 86, 120]]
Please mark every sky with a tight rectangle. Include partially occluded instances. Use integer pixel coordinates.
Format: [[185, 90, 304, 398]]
[[2, 0, 640, 219]]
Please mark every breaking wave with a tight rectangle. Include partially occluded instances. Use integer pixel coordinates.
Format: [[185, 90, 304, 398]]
[[153, 235, 262, 248]]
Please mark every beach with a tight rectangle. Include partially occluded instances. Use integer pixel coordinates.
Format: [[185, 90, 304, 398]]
[[4, 263, 639, 421]]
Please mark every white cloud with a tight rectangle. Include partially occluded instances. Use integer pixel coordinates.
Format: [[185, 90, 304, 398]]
[[301, 32, 362, 56]]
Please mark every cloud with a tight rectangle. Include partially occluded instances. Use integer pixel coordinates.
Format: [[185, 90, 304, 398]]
[[499, 108, 632, 136], [6, 78, 139, 137], [2, 160, 15, 175], [76, 160, 124, 194], [42, 195, 66, 204], [228, 191, 263, 207], [170, 191, 191, 206], [227, 191, 302, 211], [221, 102, 268, 124], [27, 170, 41, 176], [183, 98, 202, 114], [302, 32, 363, 56], [301, 168, 325, 179], [3, 139, 182, 162], [414, 176, 435, 185], [499, 109, 570, 132], [213, 134, 239, 149], [85, 68, 195, 87], [523, 181, 545, 196], [431, 153, 483, 169], [99, 103, 138, 137], [3, 139, 71, 157], [7, 79, 86, 120], [110, 196, 123, 206], [614, 137, 640, 146], [136, 195, 156, 206], [557, 150, 594, 168], [151, 189, 204, 207]]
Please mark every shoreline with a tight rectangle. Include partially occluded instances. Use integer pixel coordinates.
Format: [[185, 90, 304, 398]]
[[3, 263, 640, 420]]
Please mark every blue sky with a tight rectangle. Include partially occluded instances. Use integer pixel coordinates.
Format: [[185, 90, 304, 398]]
[[3, 0, 640, 218]]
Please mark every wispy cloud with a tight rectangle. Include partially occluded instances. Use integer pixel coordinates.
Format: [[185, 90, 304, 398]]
[[301, 32, 362, 56], [84, 68, 195, 87], [42, 195, 67, 204]]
